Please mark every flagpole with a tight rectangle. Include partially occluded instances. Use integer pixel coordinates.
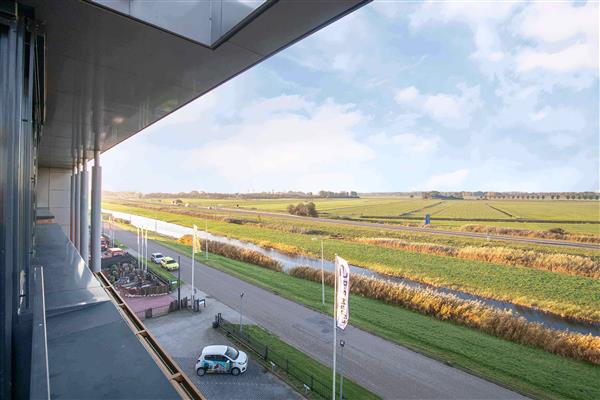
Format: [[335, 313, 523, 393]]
[[192, 226, 196, 303], [136, 227, 140, 269], [332, 254, 337, 400], [144, 229, 147, 271], [205, 218, 208, 260]]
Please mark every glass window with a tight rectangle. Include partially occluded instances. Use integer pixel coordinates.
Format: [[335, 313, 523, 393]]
[[225, 347, 239, 360]]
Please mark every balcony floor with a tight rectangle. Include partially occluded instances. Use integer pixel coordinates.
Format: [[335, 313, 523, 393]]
[[34, 221, 179, 399]]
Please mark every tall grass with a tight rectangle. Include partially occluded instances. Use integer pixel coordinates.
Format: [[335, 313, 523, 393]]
[[354, 238, 600, 279], [461, 224, 600, 244], [178, 235, 283, 272], [289, 266, 600, 365]]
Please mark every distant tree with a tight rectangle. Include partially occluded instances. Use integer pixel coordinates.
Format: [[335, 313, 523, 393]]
[[287, 202, 318, 217]]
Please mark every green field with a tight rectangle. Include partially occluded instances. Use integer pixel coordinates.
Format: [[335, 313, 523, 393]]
[[103, 202, 600, 321], [118, 226, 600, 400], [125, 196, 600, 235], [140, 197, 600, 221]]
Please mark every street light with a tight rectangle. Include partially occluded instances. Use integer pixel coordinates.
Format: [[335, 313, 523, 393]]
[[239, 292, 245, 334], [339, 340, 346, 400], [311, 237, 325, 305]]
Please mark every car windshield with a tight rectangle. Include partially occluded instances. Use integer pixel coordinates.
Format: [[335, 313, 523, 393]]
[[154, 254, 163, 258], [225, 347, 239, 360], [166, 259, 176, 264]]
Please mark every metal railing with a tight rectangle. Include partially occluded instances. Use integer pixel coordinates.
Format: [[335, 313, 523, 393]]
[[29, 266, 50, 400], [216, 314, 344, 400]]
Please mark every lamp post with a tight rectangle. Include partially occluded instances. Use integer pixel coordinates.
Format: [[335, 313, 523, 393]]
[[339, 340, 345, 400], [239, 292, 245, 334], [312, 237, 325, 305]]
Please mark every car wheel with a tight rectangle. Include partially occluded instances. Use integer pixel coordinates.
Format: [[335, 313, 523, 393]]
[[197, 368, 206, 377], [231, 367, 240, 376]]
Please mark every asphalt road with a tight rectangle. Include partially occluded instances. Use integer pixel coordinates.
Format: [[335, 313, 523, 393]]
[[114, 226, 526, 399], [212, 207, 600, 250]]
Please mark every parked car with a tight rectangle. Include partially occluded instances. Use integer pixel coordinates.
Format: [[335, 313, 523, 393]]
[[151, 252, 164, 264], [160, 256, 179, 270], [195, 345, 248, 376]]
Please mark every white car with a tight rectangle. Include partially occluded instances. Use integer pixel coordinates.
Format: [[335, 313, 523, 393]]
[[195, 345, 248, 376], [150, 252, 164, 264]]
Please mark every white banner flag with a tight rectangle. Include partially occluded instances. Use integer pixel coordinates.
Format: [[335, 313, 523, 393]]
[[193, 224, 202, 253], [335, 255, 350, 330]]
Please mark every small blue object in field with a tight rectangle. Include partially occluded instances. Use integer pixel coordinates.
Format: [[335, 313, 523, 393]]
[[425, 214, 431, 225]]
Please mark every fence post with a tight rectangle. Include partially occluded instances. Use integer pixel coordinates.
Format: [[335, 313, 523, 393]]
[[310, 375, 313, 390], [286, 359, 289, 374], [264, 345, 269, 361]]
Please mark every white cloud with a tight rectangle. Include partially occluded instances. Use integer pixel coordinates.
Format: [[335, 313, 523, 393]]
[[187, 97, 375, 190], [395, 86, 419, 103], [394, 83, 482, 129], [417, 168, 470, 191], [516, 42, 597, 73], [368, 132, 439, 153], [516, 2, 597, 44]]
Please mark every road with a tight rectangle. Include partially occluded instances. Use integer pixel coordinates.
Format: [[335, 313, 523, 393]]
[[114, 226, 526, 399], [211, 207, 600, 250]]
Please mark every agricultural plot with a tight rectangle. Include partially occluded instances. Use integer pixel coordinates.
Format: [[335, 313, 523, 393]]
[[434, 202, 512, 219], [490, 201, 600, 221], [318, 199, 438, 217]]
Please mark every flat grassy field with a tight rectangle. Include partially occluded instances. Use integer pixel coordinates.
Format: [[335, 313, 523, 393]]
[[118, 226, 600, 400], [225, 324, 379, 400], [127, 196, 600, 235], [103, 203, 600, 321], [138, 196, 600, 221]]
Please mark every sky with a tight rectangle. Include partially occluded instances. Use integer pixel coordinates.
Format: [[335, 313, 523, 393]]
[[103, 0, 599, 193]]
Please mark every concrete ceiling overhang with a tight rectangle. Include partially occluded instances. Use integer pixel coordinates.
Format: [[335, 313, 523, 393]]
[[23, 0, 369, 168]]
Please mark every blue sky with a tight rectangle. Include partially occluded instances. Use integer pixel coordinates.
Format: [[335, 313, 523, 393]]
[[103, 1, 599, 193]]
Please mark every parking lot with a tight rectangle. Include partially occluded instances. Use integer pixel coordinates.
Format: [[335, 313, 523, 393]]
[[144, 294, 301, 400]]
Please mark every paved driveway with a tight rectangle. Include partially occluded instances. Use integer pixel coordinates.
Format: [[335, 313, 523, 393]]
[[144, 302, 300, 400]]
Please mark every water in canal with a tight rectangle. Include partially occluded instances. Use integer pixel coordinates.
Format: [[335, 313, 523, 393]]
[[103, 209, 600, 336]]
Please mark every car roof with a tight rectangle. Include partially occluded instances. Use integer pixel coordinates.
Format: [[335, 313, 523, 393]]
[[152, 252, 163, 256], [162, 256, 173, 261], [201, 345, 228, 355]]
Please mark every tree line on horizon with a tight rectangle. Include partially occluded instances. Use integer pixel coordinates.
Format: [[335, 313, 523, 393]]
[[103, 189, 598, 200]]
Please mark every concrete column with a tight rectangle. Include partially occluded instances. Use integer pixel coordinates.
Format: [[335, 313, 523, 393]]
[[90, 151, 102, 273], [74, 163, 80, 250], [80, 158, 89, 263], [70, 168, 76, 241]]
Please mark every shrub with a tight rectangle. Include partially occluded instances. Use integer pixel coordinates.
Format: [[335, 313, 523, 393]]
[[287, 202, 318, 217], [289, 266, 600, 365], [178, 235, 283, 272], [353, 238, 600, 279]]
